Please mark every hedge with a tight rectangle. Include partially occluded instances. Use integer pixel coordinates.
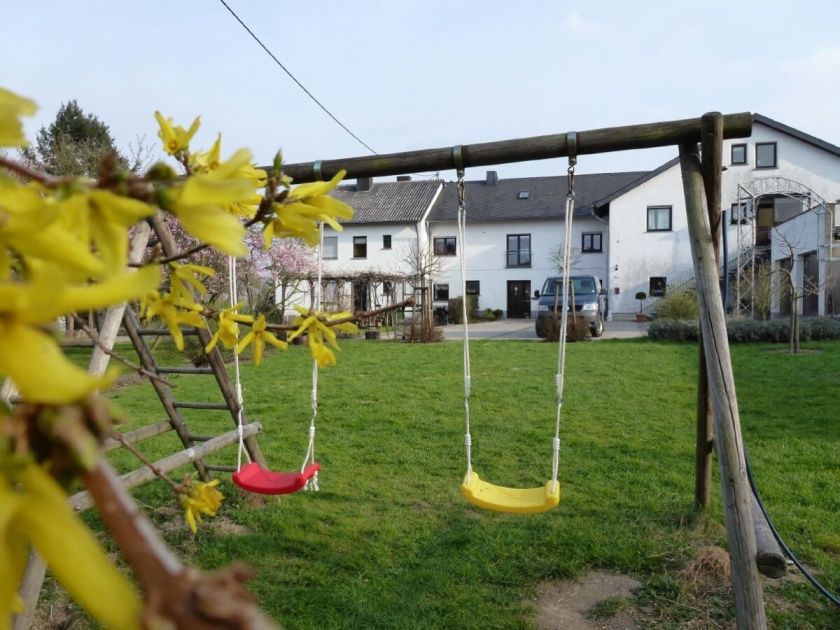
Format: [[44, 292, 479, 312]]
[[647, 317, 840, 343]]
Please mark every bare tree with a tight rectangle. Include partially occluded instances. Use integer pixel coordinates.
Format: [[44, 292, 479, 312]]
[[397, 240, 449, 341], [773, 232, 823, 354]]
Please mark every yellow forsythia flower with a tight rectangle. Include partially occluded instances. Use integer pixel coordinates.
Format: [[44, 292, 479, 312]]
[[205, 303, 254, 352], [190, 136, 267, 218], [235, 314, 287, 366], [142, 290, 207, 351], [180, 479, 224, 533], [263, 170, 353, 247], [1, 461, 141, 628], [287, 306, 358, 368], [0, 87, 37, 147], [154, 111, 200, 156], [169, 262, 215, 299], [0, 265, 160, 403]]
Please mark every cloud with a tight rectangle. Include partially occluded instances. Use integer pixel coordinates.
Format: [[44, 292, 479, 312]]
[[562, 12, 607, 36]]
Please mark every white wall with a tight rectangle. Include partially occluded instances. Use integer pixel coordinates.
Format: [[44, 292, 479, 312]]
[[321, 222, 419, 276], [428, 217, 609, 316], [720, 122, 840, 270], [607, 163, 695, 315], [607, 122, 840, 316]]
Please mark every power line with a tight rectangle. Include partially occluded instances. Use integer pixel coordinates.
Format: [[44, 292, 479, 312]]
[[216, 0, 377, 155]]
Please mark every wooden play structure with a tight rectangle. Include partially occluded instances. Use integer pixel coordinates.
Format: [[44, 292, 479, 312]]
[[278, 112, 772, 628], [9, 112, 788, 628]]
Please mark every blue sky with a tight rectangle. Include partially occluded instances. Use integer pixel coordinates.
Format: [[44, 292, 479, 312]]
[[3, 1, 839, 180]]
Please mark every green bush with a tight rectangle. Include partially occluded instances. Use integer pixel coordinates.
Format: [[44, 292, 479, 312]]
[[647, 319, 700, 341], [448, 295, 478, 324], [653, 288, 698, 320], [647, 317, 840, 343]]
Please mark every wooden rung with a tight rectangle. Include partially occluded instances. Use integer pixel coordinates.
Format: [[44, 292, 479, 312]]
[[156, 366, 214, 375], [103, 421, 172, 452], [70, 422, 263, 511], [204, 465, 238, 473], [172, 401, 229, 410], [137, 328, 201, 337]]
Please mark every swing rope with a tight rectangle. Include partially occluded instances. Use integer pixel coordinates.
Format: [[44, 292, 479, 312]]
[[455, 141, 575, 513], [455, 153, 473, 478], [300, 222, 324, 491], [229, 254, 251, 472], [551, 135, 578, 491]]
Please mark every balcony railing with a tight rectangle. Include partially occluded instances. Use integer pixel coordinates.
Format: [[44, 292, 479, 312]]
[[505, 249, 531, 268]]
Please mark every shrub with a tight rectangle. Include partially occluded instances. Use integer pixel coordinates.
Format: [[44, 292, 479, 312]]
[[448, 295, 478, 324], [542, 314, 590, 342], [493, 309, 504, 320], [647, 319, 700, 341], [654, 288, 698, 320], [647, 317, 840, 343]]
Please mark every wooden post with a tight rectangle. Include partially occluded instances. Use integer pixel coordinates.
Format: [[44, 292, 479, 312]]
[[680, 141, 766, 628], [87, 222, 151, 376], [695, 113, 723, 508]]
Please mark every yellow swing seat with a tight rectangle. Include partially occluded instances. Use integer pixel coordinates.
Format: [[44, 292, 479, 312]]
[[461, 472, 560, 514]]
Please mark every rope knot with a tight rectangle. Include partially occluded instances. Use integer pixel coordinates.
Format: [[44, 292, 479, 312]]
[[552, 437, 560, 452], [464, 375, 471, 397], [464, 433, 472, 447], [309, 426, 316, 439], [237, 424, 244, 437]]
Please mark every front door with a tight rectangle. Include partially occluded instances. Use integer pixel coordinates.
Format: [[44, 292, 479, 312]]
[[352, 281, 369, 312], [507, 280, 531, 318]]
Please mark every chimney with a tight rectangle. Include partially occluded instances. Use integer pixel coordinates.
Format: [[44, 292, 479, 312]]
[[396, 175, 412, 182], [356, 177, 373, 191], [485, 170, 498, 185]]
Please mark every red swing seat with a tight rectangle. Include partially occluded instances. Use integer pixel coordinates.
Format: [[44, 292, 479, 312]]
[[232, 461, 321, 495]]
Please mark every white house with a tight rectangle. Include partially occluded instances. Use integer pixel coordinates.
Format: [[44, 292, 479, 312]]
[[286, 114, 840, 322], [599, 114, 840, 318]]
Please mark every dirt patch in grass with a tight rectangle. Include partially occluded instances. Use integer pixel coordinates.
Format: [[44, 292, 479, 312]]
[[533, 570, 640, 629]]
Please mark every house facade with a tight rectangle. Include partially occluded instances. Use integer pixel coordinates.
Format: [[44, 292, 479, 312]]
[[283, 114, 840, 321]]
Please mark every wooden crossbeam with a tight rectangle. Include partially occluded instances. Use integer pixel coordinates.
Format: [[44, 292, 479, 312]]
[[103, 421, 172, 453]]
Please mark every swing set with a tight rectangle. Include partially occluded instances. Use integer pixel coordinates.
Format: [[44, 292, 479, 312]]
[[13, 111, 775, 629], [274, 111, 771, 628]]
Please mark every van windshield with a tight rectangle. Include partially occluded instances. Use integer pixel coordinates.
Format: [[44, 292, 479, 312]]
[[541, 277, 597, 296]]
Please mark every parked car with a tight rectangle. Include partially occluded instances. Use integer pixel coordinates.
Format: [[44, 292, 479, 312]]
[[534, 275, 606, 338]]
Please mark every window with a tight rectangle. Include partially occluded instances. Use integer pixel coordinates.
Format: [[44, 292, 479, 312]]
[[731, 143, 747, 165], [649, 277, 667, 298], [382, 234, 391, 249], [433, 283, 449, 301], [517, 191, 530, 199], [756, 142, 777, 169], [506, 234, 531, 267], [353, 236, 367, 258], [581, 232, 603, 253], [465, 280, 480, 296], [730, 202, 750, 224], [433, 237, 457, 256], [647, 206, 672, 232], [323, 236, 338, 259]]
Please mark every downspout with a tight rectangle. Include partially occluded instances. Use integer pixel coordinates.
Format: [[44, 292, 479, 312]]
[[593, 207, 612, 321]]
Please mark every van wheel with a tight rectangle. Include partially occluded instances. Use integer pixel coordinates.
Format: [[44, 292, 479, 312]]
[[591, 317, 604, 338]]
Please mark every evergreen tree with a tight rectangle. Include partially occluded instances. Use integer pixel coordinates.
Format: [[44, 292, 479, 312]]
[[22, 100, 124, 176]]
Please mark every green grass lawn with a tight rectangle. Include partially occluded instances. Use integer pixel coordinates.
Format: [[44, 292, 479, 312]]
[[69, 338, 840, 628]]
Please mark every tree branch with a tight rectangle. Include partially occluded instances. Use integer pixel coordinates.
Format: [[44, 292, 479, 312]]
[[0, 154, 68, 186]]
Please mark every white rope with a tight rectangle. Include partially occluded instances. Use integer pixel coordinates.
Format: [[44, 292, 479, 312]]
[[551, 160, 576, 487], [456, 173, 473, 478], [228, 255, 251, 471], [301, 222, 324, 491]]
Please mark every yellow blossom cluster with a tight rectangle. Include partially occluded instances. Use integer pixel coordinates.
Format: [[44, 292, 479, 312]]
[[287, 305, 358, 367], [180, 478, 224, 533], [1, 85, 358, 627]]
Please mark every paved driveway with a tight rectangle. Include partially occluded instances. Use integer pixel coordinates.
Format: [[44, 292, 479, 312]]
[[441, 318, 648, 341]]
